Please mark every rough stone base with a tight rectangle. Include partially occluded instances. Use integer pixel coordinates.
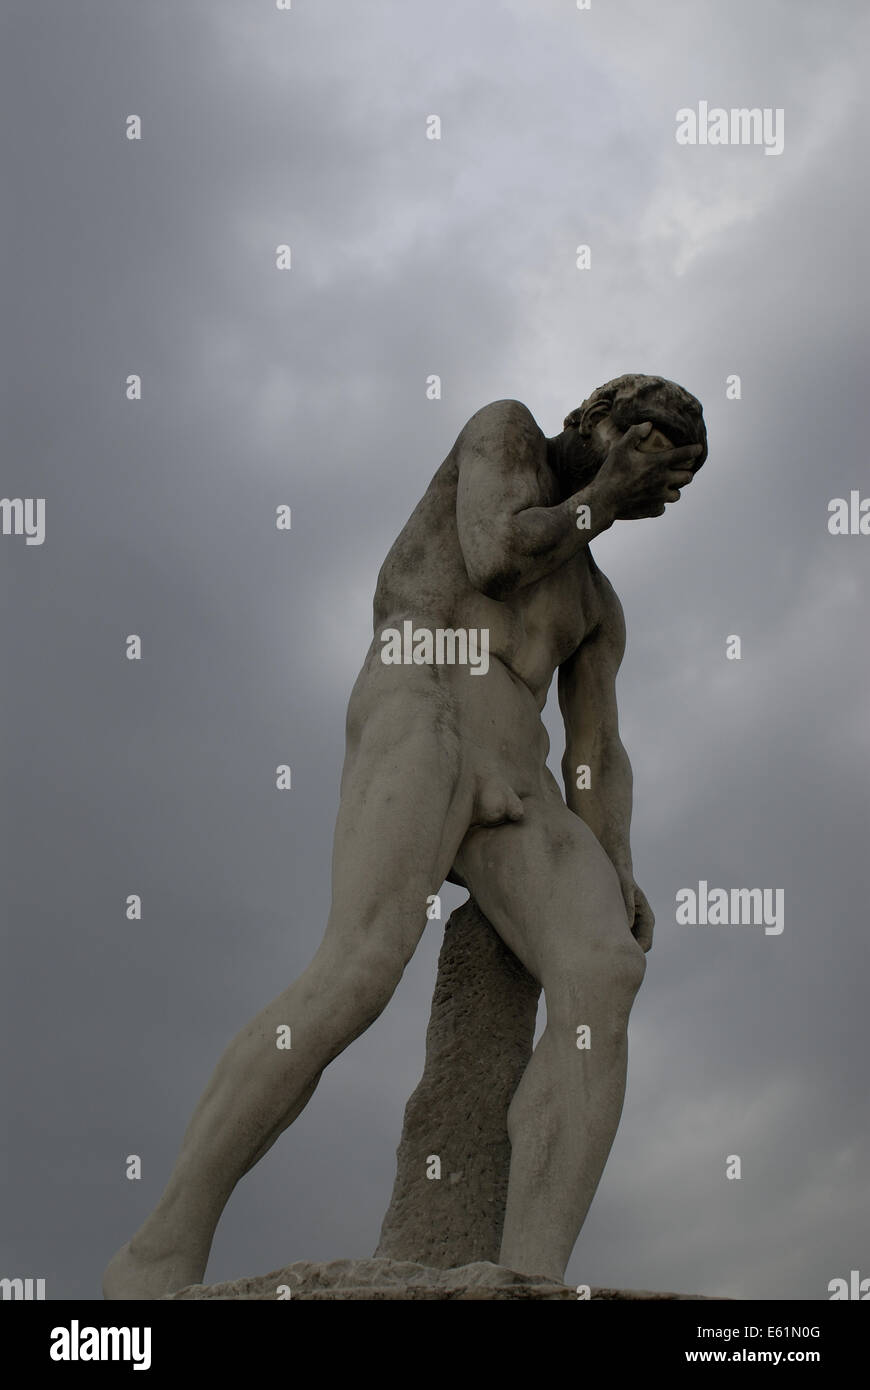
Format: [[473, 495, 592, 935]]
[[375, 899, 540, 1266], [165, 1257, 725, 1301]]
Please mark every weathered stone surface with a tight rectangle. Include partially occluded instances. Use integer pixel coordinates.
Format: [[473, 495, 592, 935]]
[[166, 1257, 727, 1300], [374, 898, 540, 1267], [105, 379, 710, 1300]]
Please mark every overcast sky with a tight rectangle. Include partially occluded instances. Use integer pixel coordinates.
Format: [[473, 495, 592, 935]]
[[2, 0, 868, 1301]]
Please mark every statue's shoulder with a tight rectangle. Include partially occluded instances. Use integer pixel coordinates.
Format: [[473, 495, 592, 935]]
[[453, 399, 545, 460]]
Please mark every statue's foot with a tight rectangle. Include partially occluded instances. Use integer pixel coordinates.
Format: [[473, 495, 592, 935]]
[[453, 1259, 565, 1287], [102, 1241, 205, 1301]]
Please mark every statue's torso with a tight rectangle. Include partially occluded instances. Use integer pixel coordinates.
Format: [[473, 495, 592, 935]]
[[370, 425, 604, 709]]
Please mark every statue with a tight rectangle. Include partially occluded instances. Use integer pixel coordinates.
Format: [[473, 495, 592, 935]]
[[104, 374, 707, 1299]]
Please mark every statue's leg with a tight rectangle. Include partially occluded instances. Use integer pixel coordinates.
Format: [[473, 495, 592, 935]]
[[453, 792, 646, 1283], [103, 695, 471, 1299]]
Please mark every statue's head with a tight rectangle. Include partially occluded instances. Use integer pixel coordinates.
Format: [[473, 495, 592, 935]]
[[556, 373, 707, 490]]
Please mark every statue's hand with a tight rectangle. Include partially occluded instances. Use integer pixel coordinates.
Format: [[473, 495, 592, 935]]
[[597, 422, 703, 520], [630, 884, 655, 953]]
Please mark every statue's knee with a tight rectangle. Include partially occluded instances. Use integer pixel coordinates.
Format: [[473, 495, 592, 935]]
[[616, 936, 647, 996], [549, 936, 646, 1023], [599, 937, 646, 1002]]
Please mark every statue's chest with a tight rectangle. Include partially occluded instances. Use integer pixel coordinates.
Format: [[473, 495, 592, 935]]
[[506, 553, 597, 666]]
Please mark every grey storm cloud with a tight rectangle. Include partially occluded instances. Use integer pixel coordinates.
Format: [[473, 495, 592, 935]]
[[1, 0, 868, 1299]]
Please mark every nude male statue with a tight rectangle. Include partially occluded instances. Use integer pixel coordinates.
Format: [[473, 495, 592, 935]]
[[104, 373, 707, 1298]]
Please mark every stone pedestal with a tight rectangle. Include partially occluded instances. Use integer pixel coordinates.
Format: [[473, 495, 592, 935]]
[[166, 1258, 726, 1300], [374, 897, 540, 1267]]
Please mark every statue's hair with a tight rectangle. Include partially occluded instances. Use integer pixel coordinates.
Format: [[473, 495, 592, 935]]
[[564, 374, 708, 470]]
